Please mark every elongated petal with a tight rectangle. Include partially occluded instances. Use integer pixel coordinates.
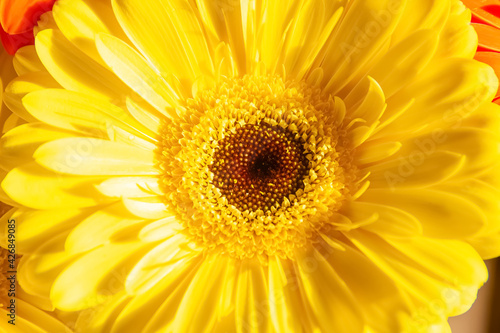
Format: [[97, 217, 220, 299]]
[[125, 233, 198, 295], [51, 241, 149, 310], [170, 256, 234, 333], [18, 233, 79, 298], [52, 0, 130, 64], [6, 207, 91, 253], [367, 151, 465, 189], [350, 231, 487, 317], [0, 123, 74, 170], [0, 0, 55, 34], [113, 257, 200, 333], [341, 201, 422, 237], [4, 72, 60, 122], [295, 247, 363, 333], [12, 45, 45, 75], [360, 188, 486, 239], [112, 0, 213, 88], [2, 162, 108, 209], [96, 176, 161, 198], [320, 0, 405, 95], [95, 32, 180, 116], [268, 257, 303, 332], [35, 29, 131, 101], [34, 137, 158, 176], [236, 261, 272, 333], [65, 202, 146, 253], [23, 89, 156, 140]]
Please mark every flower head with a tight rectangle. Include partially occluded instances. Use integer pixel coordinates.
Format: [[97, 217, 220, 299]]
[[1, 0, 500, 332]]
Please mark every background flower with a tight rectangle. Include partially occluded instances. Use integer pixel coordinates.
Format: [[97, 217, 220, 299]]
[[0, 0, 499, 332], [462, 0, 500, 104], [0, 0, 56, 55]]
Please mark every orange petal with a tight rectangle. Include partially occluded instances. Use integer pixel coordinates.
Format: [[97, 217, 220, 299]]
[[472, 23, 500, 52], [0, 0, 56, 34], [471, 6, 500, 29], [461, 0, 499, 7], [0, 27, 34, 55], [475, 51, 500, 98]]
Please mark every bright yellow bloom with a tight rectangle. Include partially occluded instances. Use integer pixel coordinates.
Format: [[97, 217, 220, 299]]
[[0, 0, 499, 332]]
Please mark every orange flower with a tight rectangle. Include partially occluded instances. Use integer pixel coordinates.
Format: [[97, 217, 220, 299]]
[[463, 0, 500, 103], [0, 0, 56, 55]]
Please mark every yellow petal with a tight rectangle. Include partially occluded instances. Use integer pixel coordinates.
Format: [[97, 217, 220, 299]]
[[2, 162, 109, 209], [122, 196, 168, 219], [138, 216, 181, 242], [18, 233, 79, 299], [23, 89, 156, 140], [435, 1, 477, 59], [96, 176, 161, 198], [107, 125, 157, 151], [236, 260, 272, 333], [0, 123, 75, 170], [125, 233, 198, 295], [6, 207, 91, 254], [257, 1, 301, 74], [65, 202, 145, 253], [295, 247, 364, 333], [51, 241, 148, 311], [114, 257, 200, 333], [285, 1, 344, 79], [355, 141, 402, 165], [390, 0, 449, 45], [196, 0, 246, 75], [4, 72, 60, 122], [171, 256, 234, 333], [367, 151, 465, 189], [466, 230, 500, 260], [368, 29, 439, 99], [435, 178, 500, 258], [75, 292, 130, 333], [34, 137, 158, 176], [126, 97, 161, 134], [35, 29, 131, 101], [350, 231, 487, 317], [16, 288, 54, 311], [397, 128, 500, 178], [53, 0, 131, 65], [112, 0, 214, 88], [96, 33, 180, 116], [342, 201, 422, 237], [376, 59, 498, 138], [2, 113, 25, 133], [13, 45, 45, 75], [361, 188, 486, 239], [16, 299, 71, 333], [345, 76, 386, 128], [328, 243, 409, 332], [268, 257, 303, 332], [320, 0, 405, 95]]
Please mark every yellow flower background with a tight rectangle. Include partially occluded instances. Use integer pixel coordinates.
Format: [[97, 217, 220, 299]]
[[0, 0, 499, 332]]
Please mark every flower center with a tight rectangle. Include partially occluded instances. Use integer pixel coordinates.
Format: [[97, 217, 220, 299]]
[[158, 75, 356, 260], [210, 123, 308, 212]]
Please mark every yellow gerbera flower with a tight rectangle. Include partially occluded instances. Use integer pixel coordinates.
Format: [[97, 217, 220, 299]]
[[0, 0, 499, 332]]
